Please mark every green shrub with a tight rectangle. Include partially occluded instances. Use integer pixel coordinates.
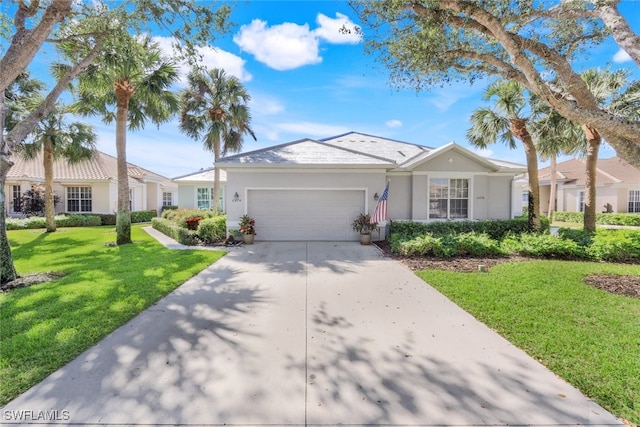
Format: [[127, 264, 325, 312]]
[[553, 211, 640, 227], [151, 217, 199, 245], [162, 208, 218, 227], [161, 205, 178, 213], [131, 210, 157, 223], [197, 216, 227, 243], [56, 214, 102, 227], [97, 214, 117, 226], [587, 229, 640, 262], [395, 233, 444, 257], [456, 232, 506, 257], [557, 228, 593, 246], [390, 217, 548, 241], [501, 233, 586, 259]]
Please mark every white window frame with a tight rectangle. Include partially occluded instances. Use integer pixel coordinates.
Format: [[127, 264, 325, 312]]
[[11, 185, 21, 213], [162, 192, 173, 206], [629, 190, 640, 213], [67, 186, 92, 213], [196, 187, 224, 211], [428, 176, 471, 220], [578, 190, 585, 213]]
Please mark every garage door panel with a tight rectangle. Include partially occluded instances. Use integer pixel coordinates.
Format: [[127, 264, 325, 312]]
[[248, 190, 365, 241]]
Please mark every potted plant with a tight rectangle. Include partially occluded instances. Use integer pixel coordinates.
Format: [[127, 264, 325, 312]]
[[352, 213, 378, 245], [239, 214, 256, 244]]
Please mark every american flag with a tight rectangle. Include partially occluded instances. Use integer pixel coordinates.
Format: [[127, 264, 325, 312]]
[[371, 181, 389, 224]]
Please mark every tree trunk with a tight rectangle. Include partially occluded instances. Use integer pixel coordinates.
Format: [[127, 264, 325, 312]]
[[44, 139, 56, 232], [213, 136, 221, 213], [596, 1, 640, 67], [0, 91, 18, 283], [114, 81, 134, 245], [583, 125, 601, 234], [548, 155, 557, 219], [510, 118, 541, 232]]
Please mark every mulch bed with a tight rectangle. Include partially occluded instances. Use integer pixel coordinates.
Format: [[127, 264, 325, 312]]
[[0, 272, 65, 293], [374, 241, 640, 299]]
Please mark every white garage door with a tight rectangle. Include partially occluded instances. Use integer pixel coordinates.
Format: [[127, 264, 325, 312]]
[[248, 189, 365, 241]]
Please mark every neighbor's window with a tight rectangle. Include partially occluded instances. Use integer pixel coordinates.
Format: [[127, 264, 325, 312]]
[[67, 186, 92, 212], [196, 187, 224, 211], [429, 178, 469, 219], [11, 185, 21, 213], [578, 191, 585, 212], [197, 187, 210, 210], [162, 192, 173, 206], [629, 190, 640, 213]]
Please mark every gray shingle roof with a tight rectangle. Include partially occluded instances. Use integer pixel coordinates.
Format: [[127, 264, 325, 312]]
[[219, 138, 394, 166], [173, 167, 227, 182], [321, 132, 431, 164]]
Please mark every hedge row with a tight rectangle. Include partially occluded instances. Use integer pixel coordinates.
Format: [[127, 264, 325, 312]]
[[6, 210, 159, 230], [161, 208, 219, 229], [151, 215, 228, 245], [553, 211, 640, 227], [390, 217, 550, 241], [389, 227, 640, 262], [151, 217, 199, 245]]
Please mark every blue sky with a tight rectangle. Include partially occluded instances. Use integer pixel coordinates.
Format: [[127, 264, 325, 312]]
[[28, 1, 640, 178]]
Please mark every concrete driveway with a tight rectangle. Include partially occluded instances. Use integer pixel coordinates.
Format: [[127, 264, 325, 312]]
[[3, 242, 622, 426]]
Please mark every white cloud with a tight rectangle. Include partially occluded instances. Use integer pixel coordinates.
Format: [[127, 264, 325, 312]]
[[249, 94, 284, 115], [233, 13, 361, 71], [152, 36, 252, 85], [386, 119, 402, 128], [613, 48, 632, 63], [314, 13, 361, 44], [234, 20, 321, 70]]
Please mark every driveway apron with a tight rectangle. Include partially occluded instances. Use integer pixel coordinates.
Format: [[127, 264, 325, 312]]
[[3, 242, 622, 426]]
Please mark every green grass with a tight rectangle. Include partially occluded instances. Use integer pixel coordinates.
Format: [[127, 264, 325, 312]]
[[417, 261, 640, 426], [0, 225, 225, 406]]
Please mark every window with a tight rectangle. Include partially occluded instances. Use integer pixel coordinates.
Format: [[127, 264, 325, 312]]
[[197, 187, 210, 210], [429, 178, 469, 220], [67, 186, 92, 212], [629, 190, 640, 213], [578, 191, 585, 212], [196, 187, 224, 211], [11, 185, 21, 213], [162, 192, 173, 206]]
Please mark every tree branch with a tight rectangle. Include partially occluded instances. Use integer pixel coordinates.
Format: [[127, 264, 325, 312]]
[[0, 0, 73, 91], [595, 0, 640, 67], [4, 35, 106, 152]]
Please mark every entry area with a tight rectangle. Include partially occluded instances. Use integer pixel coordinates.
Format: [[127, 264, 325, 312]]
[[247, 189, 365, 241]]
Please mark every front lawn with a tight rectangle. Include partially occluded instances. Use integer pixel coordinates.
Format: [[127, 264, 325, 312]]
[[417, 260, 640, 425], [0, 225, 225, 406]]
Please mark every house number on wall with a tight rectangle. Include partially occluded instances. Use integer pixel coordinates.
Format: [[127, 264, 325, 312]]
[[476, 196, 485, 200]]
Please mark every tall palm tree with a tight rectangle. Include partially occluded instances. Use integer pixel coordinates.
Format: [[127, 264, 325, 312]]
[[467, 80, 542, 231], [530, 99, 584, 218], [70, 34, 179, 244], [19, 103, 96, 232], [179, 67, 255, 212], [532, 69, 639, 232]]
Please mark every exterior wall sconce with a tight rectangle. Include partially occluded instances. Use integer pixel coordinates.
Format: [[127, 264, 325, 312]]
[[232, 192, 241, 202], [374, 192, 379, 201]]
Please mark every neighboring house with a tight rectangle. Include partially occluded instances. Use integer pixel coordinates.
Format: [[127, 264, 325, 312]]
[[213, 131, 526, 241], [537, 157, 640, 215], [173, 167, 226, 212], [5, 150, 177, 216]]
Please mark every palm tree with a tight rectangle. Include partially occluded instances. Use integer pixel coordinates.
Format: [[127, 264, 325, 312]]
[[467, 80, 542, 231], [532, 69, 639, 233], [179, 67, 255, 212], [19, 103, 96, 232], [530, 99, 584, 218], [70, 34, 179, 244]]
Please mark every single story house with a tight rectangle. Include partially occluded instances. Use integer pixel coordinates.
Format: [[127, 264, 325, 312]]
[[5, 150, 177, 216], [537, 157, 640, 214], [215, 131, 527, 241], [173, 167, 226, 212]]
